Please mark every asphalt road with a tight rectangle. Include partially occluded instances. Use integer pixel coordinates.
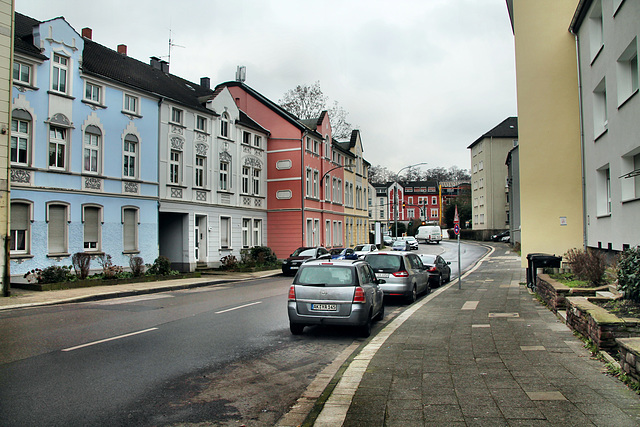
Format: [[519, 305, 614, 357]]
[[0, 239, 489, 426]]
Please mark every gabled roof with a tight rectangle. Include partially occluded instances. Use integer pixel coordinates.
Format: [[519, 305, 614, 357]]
[[217, 81, 322, 138], [14, 12, 47, 59], [468, 117, 518, 148], [238, 110, 270, 135], [299, 110, 328, 131]]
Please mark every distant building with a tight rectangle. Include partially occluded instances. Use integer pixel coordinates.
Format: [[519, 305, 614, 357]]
[[506, 146, 521, 246], [468, 117, 518, 234]]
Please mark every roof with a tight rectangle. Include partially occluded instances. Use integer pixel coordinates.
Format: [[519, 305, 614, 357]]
[[569, 0, 592, 33], [468, 117, 518, 148], [238, 110, 270, 135], [14, 12, 47, 60]]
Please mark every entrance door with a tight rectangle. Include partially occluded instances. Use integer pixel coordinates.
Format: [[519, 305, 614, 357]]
[[194, 225, 200, 260]]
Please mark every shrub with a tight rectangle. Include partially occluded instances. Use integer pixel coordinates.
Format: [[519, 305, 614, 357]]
[[24, 265, 72, 284], [72, 253, 92, 280], [565, 248, 607, 286], [147, 256, 173, 276], [618, 246, 640, 303], [97, 254, 123, 279], [220, 254, 238, 270], [129, 256, 145, 277], [250, 246, 278, 266]]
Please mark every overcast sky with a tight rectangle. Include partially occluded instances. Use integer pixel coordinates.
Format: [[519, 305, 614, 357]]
[[17, 0, 517, 175]]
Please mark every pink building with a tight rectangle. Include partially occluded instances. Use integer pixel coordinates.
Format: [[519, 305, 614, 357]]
[[219, 81, 350, 258]]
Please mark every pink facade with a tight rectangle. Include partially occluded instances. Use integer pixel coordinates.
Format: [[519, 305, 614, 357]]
[[223, 82, 348, 258]]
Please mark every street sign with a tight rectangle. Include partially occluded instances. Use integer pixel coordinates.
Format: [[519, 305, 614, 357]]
[[454, 205, 459, 225], [454, 224, 460, 235]]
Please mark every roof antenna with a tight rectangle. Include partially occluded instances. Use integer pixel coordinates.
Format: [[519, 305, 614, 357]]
[[236, 65, 246, 82], [163, 26, 184, 65]]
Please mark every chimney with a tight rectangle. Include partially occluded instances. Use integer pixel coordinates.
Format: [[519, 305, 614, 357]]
[[150, 56, 161, 69], [160, 60, 169, 74], [82, 28, 92, 40], [117, 44, 127, 55], [200, 77, 210, 89]]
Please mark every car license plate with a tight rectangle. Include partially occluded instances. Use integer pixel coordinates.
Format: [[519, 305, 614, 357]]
[[311, 304, 337, 311], [376, 273, 389, 278]]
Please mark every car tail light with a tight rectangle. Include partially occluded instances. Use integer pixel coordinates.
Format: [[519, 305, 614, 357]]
[[392, 270, 409, 277], [427, 266, 437, 272], [288, 285, 296, 301], [353, 287, 366, 303]]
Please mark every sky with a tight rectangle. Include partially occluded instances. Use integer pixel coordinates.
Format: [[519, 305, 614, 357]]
[[17, 0, 517, 175]]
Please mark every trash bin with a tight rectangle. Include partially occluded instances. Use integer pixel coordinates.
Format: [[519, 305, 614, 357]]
[[526, 253, 562, 290]]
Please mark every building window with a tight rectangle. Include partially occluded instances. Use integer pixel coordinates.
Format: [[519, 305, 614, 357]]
[[13, 61, 31, 85], [170, 150, 182, 184], [10, 202, 30, 254], [596, 166, 611, 216], [588, 0, 604, 62], [325, 176, 331, 201], [84, 81, 101, 104], [243, 131, 251, 145], [254, 135, 261, 148], [123, 134, 138, 178], [432, 196, 437, 205], [253, 169, 261, 195], [242, 166, 250, 194], [83, 205, 101, 251], [593, 78, 607, 137], [219, 161, 229, 190], [123, 208, 138, 252], [123, 93, 139, 115], [220, 113, 230, 138], [48, 125, 67, 170], [48, 204, 68, 254], [313, 170, 319, 198], [11, 113, 31, 165], [171, 107, 183, 125], [195, 155, 206, 187], [196, 116, 207, 132], [220, 217, 231, 248], [253, 219, 262, 246], [51, 53, 68, 93], [242, 218, 251, 248], [306, 168, 312, 196], [635, 153, 640, 200], [83, 126, 101, 173], [430, 208, 439, 218], [617, 39, 639, 106]]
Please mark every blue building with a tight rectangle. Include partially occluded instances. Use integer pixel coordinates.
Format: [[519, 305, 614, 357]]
[[10, 13, 159, 278]]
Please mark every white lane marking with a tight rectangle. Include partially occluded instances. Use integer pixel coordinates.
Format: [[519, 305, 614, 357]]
[[215, 301, 262, 314], [92, 294, 173, 305], [462, 301, 479, 310], [62, 328, 159, 352]]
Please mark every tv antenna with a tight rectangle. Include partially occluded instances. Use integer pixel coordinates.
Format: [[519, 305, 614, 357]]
[[163, 27, 184, 65]]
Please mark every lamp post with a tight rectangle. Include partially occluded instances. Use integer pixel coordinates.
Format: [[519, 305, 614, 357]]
[[394, 162, 428, 238]]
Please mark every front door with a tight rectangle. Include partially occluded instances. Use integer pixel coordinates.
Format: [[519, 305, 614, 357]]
[[194, 225, 200, 260]]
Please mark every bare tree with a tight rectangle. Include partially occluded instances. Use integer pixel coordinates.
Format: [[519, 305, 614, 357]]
[[279, 81, 353, 140]]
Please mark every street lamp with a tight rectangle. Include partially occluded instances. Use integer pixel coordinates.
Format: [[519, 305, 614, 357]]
[[394, 162, 428, 238]]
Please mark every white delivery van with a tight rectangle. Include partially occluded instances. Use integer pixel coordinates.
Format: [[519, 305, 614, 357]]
[[415, 225, 442, 244]]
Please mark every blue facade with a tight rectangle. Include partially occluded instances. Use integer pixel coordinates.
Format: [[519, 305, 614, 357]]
[[11, 17, 159, 277]]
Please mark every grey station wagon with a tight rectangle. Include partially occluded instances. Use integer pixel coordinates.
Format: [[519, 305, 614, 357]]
[[364, 251, 430, 303], [287, 259, 385, 337]]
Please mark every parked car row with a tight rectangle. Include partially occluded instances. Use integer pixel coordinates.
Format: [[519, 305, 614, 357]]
[[286, 249, 452, 337]]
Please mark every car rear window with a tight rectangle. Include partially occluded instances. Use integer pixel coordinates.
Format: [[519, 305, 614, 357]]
[[295, 266, 355, 286], [365, 254, 403, 272]]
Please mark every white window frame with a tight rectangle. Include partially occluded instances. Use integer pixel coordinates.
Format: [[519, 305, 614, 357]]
[[242, 218, 251, 248], [82, 204, 102, 251], [252, 169, 261, 196], [51, 53, 69, 94], [196, 115, 207, 133], [195, 155, 206, 188], [243, 131, 251, 145], [596, 165, 612, 216], [220, 216, 231, 249], [170, 150, 182, 185], [48, 125, 67, 170], [123, 134, 138, 179], [253, 135, 261, 148], [123, 93, 140, 115], [252, 219, 262, 246], [617, 38, 639, 106], [84, 81, 102, 105], [588, 0, 604, 62], [13, 61, 32, 85], [83, 126, 101, 174], [123, 207, 139, 253], [219, 161, 229, 191], [313, 170, 319, 198], [11, 114, 30, 166], [47, 203, 69, 255], [220, 113, 230, 138], [593, 78, 608, 138], [306, 168, 312, 196], [171, 107, 183, 125], [242, 166, 250, 194], [10, 201, 31, 255]]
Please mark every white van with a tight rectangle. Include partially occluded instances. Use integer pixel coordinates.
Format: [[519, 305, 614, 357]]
[[415, 225, 442, 244]]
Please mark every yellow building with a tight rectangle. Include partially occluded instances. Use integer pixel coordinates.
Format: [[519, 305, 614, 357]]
[[507, 0, 585, 266], [0, 0, 12, 296], [339, 130, 370, 247]]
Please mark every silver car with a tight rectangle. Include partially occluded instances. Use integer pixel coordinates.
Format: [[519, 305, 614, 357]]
[[287, 259, 385, 337], [364, 251, 430, 303]]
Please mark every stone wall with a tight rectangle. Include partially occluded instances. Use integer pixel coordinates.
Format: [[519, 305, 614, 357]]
[[616, 338, 640, 383], [536, 274, 600, 313]]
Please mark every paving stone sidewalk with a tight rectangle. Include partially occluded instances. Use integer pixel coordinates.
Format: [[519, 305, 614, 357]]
[[314, 247, 640, 426]]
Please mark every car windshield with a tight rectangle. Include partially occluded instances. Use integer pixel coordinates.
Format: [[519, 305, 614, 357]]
[[296, 266, 355, 286], [353, 245, 365, 251], [330, 248, 345, 255], [291, 248, 315, 257], [420, 254, 436, 264], [392, 241, 405, 247], [365, 254, 402, 272]]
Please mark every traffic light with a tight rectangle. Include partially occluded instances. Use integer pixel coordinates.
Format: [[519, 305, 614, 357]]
[[402, 202, 406, 209]]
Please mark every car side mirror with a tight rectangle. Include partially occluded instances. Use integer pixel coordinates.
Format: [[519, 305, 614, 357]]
[[447, 261, 451, 265]]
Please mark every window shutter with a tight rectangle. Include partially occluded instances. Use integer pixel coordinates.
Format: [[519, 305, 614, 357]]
[[84, 207, 99, 244], [123, 209, 136, 251], [11, 204, 28, 230], [48, 205, 66, 253]]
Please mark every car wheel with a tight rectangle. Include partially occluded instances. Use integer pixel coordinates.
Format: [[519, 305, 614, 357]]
[[437, 274, 443, 288], [290, 322, 304, 335], [359, 313, 372, 337], [445, 271, 451, 283], [374, 303, 385, 321], [407, 286, 417, 304]]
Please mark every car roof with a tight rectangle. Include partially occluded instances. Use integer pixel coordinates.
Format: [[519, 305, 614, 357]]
[[302, 259, 365, 266]]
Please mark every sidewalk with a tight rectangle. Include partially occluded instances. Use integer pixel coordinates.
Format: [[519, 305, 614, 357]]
[[308, 246, 640, 426], [0, 269, 281, 311]]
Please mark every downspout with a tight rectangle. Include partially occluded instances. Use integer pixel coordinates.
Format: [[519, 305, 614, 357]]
[[301, 131, 307, 246], [157, 97, 164, 258], [572, 30, 588, 252]]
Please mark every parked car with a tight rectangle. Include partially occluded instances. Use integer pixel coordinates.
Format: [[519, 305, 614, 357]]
[[418, 254, 452, 287], [282, 247, 331, 276], [364, 252, 430, 303], [287, 259, 385, 337], [415, 225, 443, 244], [353, 243, 378, 257], [330, 247, 357, 260], [491, 230, 509, 242], [383, 235, 394, 246], [391, 239, 410, 251], [404, 236, 419, 250]]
